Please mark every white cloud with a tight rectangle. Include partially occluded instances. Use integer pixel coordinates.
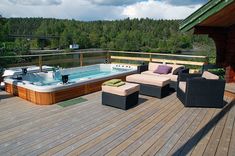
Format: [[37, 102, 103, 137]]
[[8, 0, 62, 6], [0, 0, 203, 20], [122, 0, 202, 19], [163, 0, 206, 6], [0, 0, 125, 20], [57, 0, 125, 20], [87, 0, 147, 6]]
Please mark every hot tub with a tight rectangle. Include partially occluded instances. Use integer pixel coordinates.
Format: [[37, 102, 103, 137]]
[[4, 64, 137, 105]]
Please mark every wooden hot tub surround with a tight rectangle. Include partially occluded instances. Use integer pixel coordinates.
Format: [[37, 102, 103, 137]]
[[5, 75, 126, 105]]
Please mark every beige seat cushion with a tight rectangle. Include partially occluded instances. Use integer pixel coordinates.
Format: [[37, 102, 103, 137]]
[[202, 71, 219, 80], [161, 74, 178, 82], [141, 71, 178, 82], [126, 74, 170, 87], [141, 71, 160, 76], [102, 82, 139, 96], [179, 81, 186, 93]]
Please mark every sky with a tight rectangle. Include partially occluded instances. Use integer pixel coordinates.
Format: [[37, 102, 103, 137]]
[[0, 0, 207, 21]]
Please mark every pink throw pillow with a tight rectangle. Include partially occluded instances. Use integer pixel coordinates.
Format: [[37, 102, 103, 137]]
[[154, 65, 172, 74]]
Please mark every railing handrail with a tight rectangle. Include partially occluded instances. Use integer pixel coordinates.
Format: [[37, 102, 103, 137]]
[[109, 50, 208, 59], [0, 50, 208, 59], [0, 50, 107, 58]]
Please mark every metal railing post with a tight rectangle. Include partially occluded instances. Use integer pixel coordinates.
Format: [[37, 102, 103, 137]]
[[205, 56, 209, 65], [149, 53, 152, 62], [106, 51, 110, 63], [39, 56, 42, 72], [80, 53, 83, 66]]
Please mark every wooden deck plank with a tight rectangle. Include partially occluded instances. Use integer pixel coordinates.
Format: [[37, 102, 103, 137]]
[[117, 102, 183, 156], [228, 100, 235, 156], [0, 90, 234, 156], [172, 108, 216, 156], [0, 104, 90, 139], [62, 95, 176, 156], [216, 100, 235, 156], [0, 96, 101, 142], [0, 99, 41, 119], [177, 96, 233, 156], [165, 108, 208, 156], [92, 97, 181, 156], [185, 111, 219, 156], [0, 91, 101, 124], [157, 108, 207, 156], [0, 93, 98, 129], [142, 108, 200, 156], [39, 95, 160, 156], [84, 103, 181, 156], [228, 122, 235, 156], [21, 95, 137, 155], [0, 95, 110, 154], [15, 110, 120, 155], [0, 103, 97, 142], [130, 106, 190, 156], [114, 100, 182, 156], [0, 92, 101, 128], [202, 110, 229, 156], [3, 108, 118, 155]]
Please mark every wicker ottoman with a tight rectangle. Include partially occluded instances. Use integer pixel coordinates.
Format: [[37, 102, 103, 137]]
[[102, 82, 140, 110], [126, 74, 170, 98]]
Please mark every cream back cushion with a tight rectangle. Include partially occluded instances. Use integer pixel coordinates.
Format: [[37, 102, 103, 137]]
[[167, 64, 184, 75], [148, 62, 184, 74], [148, 62, 161, 71], [202, 71, 219, 80]]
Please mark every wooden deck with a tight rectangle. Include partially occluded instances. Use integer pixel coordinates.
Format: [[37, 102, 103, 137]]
[[0, 90, 235, 156]]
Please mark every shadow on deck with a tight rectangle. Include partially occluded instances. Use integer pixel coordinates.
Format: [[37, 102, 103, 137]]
[[172, 99, 235, 155], [0, 89, 14, 101]]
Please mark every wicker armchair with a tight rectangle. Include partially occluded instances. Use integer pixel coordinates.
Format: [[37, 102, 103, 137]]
[[177, 72, 225, 108]]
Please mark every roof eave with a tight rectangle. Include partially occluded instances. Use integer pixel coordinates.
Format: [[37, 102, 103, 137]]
[[180, 0, 234, 32]]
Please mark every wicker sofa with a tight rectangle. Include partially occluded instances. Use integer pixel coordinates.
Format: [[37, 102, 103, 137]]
[[177, 71, 226, 108], [137, 62, 186, 90]]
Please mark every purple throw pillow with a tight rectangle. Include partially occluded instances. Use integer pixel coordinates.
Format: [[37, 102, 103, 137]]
[[154, 65, 172, 74]]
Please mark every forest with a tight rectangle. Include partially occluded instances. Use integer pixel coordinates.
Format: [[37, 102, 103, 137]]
[[0, 17, 214, 55]]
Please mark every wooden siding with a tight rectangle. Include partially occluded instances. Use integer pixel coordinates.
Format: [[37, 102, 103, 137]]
[[225, 26, 235, 82], [197, 25, 235, 83], [0, 90, 234, 155]]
